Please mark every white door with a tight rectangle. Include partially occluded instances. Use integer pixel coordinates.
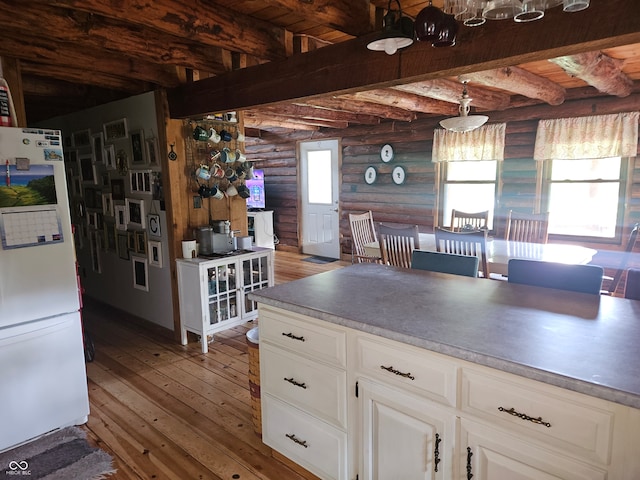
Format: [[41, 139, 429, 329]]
[[300, 139, 340, 258]]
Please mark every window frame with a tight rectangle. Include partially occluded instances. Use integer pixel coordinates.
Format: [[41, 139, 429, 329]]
[[437, 160, 502, 232], [540, 157, 630, 245]]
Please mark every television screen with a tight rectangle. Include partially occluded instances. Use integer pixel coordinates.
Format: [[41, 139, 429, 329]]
[[245, 169, 266, 210]]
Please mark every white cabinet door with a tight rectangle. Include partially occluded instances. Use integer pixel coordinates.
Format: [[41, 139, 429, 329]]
[[358, 378, 456, 480], [459, 418, 607, 480]]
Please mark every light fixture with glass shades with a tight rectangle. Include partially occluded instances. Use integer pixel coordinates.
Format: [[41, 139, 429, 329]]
[[366, 0, 415, 55], [439, 81, 489, 133]]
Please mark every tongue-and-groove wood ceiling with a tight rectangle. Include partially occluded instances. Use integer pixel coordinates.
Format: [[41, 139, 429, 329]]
[[1, 0, 639, 131]]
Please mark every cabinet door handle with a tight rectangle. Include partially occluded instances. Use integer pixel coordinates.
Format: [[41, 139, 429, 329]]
[[282, 332, 305, 342], [434, 433, 441, 472], [498, 406, 552, 428], [380, 365, 415, 380], [466, 447, 473, 480], [284, 377, 307, 389], [286, 433, 308, 448]]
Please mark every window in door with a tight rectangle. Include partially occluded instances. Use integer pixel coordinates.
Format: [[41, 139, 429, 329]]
[[544, 157, 627, 241], [441, 160, 498, 230]]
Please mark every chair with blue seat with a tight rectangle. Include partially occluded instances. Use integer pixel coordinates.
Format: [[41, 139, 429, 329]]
[[624, 268, 640, 300], [507, 259, 604, 295], [411, 250, 479, 278]]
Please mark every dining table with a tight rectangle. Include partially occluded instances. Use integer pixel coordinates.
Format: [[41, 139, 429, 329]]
[[364, 232, 598, 276]]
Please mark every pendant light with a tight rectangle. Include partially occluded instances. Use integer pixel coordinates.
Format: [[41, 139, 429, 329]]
[[367, 0, 415, 55], [439, 82, 489, 133], [415, 1, 459, 47]]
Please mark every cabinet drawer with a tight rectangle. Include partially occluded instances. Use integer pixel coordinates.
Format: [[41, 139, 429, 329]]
[[461, 368, 614, 465], [259, 306, 346, 367], [262, 394, 348, 480], [354, 335, 458, 407], [261, 343, 347, 428]]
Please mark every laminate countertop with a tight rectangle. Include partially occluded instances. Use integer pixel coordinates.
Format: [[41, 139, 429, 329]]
[[249, 263, 640, 409]]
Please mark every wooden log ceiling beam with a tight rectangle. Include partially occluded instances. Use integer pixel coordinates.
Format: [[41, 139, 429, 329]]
[[460, 66, 566, 105], [0, 2, 230, 75], [167, 0, 640, 118], [392, 78, 511, 110], [550, 51, 634, 97], [252, 104, 381, 125], [296, 97, 417, 122], [243, 113, 321, 131], [341, 88, 458, 115], [44, 0, 291, 61], [0, 30, 180, 88]]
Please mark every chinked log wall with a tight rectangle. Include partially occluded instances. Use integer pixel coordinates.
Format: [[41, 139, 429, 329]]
[[244, 100, 640, 278]]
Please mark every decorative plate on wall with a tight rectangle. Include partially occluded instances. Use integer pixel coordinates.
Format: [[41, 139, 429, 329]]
[[392, 165, 406, 185], [380, 144, 394, 163], [364, 166, 378, 185]]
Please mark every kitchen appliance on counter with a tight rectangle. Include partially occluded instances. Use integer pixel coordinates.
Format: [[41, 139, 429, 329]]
[[0, 126, 90, 452], [195, 221, 235, 255]]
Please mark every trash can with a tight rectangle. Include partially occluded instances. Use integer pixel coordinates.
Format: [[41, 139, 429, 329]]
[[246, 326, 261, 437]]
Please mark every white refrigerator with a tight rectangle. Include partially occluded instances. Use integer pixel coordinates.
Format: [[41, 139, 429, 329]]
[[0, 126, 90, 452]]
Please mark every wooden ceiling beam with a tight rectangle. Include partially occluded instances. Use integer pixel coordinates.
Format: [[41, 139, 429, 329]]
[[296, 96, 417, 122], [550, 51, 634, 97], [460, 66, 566, 106], [254, 104, 381, 125], [167, 0, 640, 118], [0, 2, 230, 75], [393, 78, 511, 111], [45, 0, 289, 61], [243, 113, 322, 131], [341, 88, 458, 115]]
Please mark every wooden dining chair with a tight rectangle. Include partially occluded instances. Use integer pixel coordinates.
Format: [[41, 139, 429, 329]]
[[450, 209, 489, 232], [434, 227, 489, 278], [505, 211, 549, 244], [605, 223, 639, 295], [348, 211, 381, 264], [507, 259, 604, 295], [624, 268, 640, 300], [411, 250, 479, 278], [378, 223, 420, 269]]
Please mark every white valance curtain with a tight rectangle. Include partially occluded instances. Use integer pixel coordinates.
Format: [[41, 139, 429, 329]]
[[533, 112, 639, 160], [432, 123, 506, 162]]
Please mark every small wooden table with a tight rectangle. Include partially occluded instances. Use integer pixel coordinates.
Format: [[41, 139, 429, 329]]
[[364, 233, 597, 275]]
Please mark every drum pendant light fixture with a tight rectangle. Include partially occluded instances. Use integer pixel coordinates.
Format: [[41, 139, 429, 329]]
[[439, 81, 489, 132], [366, 0, 415, 55]]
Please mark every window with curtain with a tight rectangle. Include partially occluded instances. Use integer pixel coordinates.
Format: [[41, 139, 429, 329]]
[[535, 112, 638, 242], [433, 123, 506, 230]]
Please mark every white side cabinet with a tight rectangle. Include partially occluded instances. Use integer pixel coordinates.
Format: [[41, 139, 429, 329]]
[[257, 306, 640, 480], [177, 249, 274, 353]]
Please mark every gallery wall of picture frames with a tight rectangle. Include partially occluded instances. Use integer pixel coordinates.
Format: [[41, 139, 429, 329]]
[[364, 144, 406, 185]]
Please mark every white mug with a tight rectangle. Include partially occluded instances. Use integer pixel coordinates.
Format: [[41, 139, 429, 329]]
[[226, 184, 238, 197], [182, 240, 197, 259]]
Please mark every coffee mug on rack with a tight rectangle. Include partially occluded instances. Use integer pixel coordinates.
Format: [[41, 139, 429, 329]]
[[225, 167, 238, 182], [211, 163, 225, 178], [211, 185, 224, 199], [226, 184, 238, 197], [222, 147, 237, 163], [220, 129, 233, 142], [235, 149, 247, 163], [193, 125, 209, 141], [208, 128, 221, 143], [196, 164, 211, 180], [237, 184, 251, 199], [235, 166, 246, 180]]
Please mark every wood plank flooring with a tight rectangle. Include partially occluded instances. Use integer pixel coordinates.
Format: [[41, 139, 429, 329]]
[[82, 251, 349, 480]]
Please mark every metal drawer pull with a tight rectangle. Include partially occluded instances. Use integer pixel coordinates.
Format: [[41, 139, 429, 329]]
[[282, 332, 305, 341], [286, 433, 308, 448], [284, 377, 307, 389], [498, 406, 552, 428], [434, 433, 441, 472], [466, 447, 473, 480], [380, 365, 415, 380]]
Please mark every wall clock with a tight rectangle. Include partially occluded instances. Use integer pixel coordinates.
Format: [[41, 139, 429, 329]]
[[380, 144, 394, 163], [392, 165, 406, 185], [364, 166, 378, 185]]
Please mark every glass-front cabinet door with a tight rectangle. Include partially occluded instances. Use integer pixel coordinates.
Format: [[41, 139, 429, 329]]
[[207, 260, 239, 325], [241, 254, 271, 317]]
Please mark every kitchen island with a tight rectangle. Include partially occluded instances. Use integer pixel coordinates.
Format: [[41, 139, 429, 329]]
[[250, 263, 640, 480]]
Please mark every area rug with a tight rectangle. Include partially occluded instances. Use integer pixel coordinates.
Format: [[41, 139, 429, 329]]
[[302, 255, 338, 264], [0, 426, 116, 480]]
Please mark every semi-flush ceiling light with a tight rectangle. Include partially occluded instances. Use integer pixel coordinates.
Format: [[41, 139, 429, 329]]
[[367, 0, 415, 55], [439, 82, 489, 133]]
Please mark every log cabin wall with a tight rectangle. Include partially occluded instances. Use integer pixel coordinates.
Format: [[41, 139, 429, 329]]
[[244, 101, 640, 290]]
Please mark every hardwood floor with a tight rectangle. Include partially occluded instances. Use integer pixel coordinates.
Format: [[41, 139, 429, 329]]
[[82, 251, 349, 480]]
